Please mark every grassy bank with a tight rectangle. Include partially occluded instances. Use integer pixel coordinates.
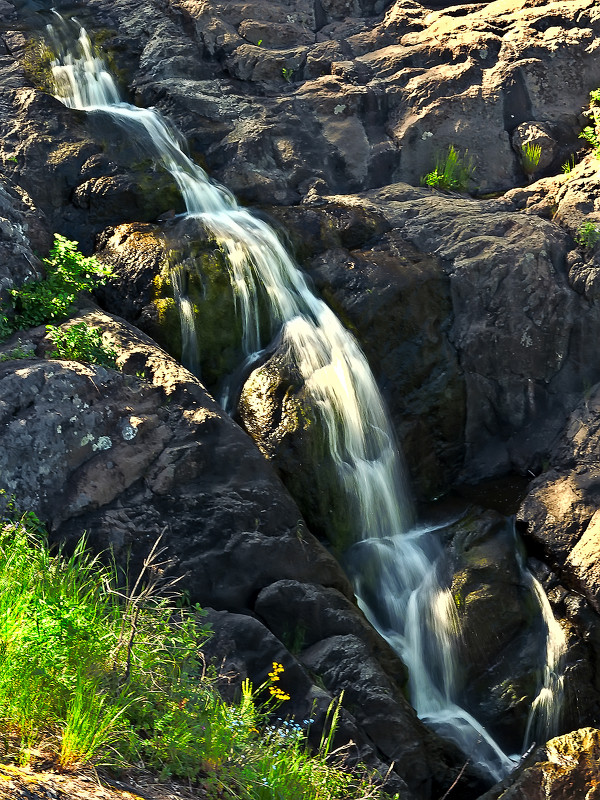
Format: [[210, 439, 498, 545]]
[[0, 503, 384, 799]]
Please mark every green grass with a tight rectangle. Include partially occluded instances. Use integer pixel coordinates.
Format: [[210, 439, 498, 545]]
[[0, 503, 384, 799], [0, 235, 114, 342], [520, 142, 542, 176], [420, 145, 474, 193], [575, 220, 600, 249]]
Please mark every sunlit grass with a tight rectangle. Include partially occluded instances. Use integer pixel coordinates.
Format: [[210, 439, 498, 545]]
[[0, 505, 384, 799]]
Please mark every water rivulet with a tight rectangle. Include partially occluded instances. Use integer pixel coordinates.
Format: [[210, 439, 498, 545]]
[[48, 17, 566, 783]]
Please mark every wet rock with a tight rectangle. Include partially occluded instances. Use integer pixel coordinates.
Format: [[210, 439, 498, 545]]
[[448, 511, 548, 750]]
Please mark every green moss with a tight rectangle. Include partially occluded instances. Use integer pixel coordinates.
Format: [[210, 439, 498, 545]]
[[21, 37, 56, 93]]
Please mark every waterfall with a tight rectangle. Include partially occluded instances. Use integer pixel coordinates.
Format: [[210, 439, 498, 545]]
[[47, 17, 566, 783]]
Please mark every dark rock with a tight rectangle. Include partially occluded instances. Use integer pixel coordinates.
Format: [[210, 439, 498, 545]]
[[0, 308, 353, 611], [448, 511, 549, 750]]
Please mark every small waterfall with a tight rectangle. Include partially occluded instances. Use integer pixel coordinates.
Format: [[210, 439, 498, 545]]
[[523, 574, 566, 748], [47, 17, 566, 782], [171, 265, 201, 377]]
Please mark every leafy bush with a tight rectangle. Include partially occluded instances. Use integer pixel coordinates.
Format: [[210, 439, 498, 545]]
[[0, 235, 113, 341], [0, 506, 383, 799], [47, 322, 118, 368], [576, 220, 600, 249], [520, 141, 542, 176], [579, 88, 600, 157], [421, 145, 474, 192]]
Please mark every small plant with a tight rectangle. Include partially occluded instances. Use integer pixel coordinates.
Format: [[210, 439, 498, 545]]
[[561, 155, 576, 174], [282, 67, 294, 83], [520, 141, 542, 176], [576, 220, 600, 249], [46, 322, 118, 368], [0, 235, 113, 341], [421, 145, 475, 193], [579, 88, 600, 157]]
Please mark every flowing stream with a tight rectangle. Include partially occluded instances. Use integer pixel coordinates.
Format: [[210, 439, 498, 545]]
[[48, 17, 565, 782]]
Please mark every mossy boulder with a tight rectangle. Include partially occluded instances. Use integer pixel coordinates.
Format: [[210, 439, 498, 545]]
[[238, 348, 356, 551], [95, 221, 246, 396], [448, 511, 554, 751]]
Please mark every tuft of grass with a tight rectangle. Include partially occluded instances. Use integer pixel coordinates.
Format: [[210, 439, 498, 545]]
[[520, 141, 542, 176], [0, 504, 384, 799], [0, 235, 114, 342], [421, 145, 475, 193], [561, 155, 576, 174]]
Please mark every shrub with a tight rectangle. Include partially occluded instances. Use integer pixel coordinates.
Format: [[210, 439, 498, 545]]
[[579, 89, 600, 157], [576, 220, 600, 249], [421, 145, 474, 192], [46, 322, 118, 368], [0, 235, 113, 341]]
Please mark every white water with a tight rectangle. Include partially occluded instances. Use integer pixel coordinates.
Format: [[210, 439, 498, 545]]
[[48, 18, 566, 782]]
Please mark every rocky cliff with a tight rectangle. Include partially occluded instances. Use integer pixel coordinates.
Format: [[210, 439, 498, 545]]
[[2, 0, 600, 798]]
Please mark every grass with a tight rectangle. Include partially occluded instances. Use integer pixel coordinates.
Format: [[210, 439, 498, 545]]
[[0, 502, 384, 799], [420, 145, 474, 193], [520, 142, 542, 176], [579, 88, 600, 158]]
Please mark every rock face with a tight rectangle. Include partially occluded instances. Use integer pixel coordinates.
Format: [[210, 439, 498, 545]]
[[0, 311, 471, 799], [5, 0, 600, 798], [55, 0, 600, 204], [479, 728, 600, 800]]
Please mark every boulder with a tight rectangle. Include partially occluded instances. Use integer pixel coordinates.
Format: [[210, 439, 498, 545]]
[[478, 727, 600, 800], [448, 511, 552, 751], [0, 308, 353, 610]]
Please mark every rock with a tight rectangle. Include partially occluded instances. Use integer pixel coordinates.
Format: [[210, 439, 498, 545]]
[[255, 579, 409, 686], [200, 608, 415, 799], [0, 307, 353, 610], [511, 122, 558, 177], [269, 184, 600, 494], [448, 511, 550, 750], [0, 176, 48, 296], [301, 634, 486, 799], [65, 0, 600, 203], [517, 384, 600, 609], [478, 728, 600, 800]]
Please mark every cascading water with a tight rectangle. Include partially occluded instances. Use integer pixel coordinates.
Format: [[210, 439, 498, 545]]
[[48, 16, 566, 783]]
